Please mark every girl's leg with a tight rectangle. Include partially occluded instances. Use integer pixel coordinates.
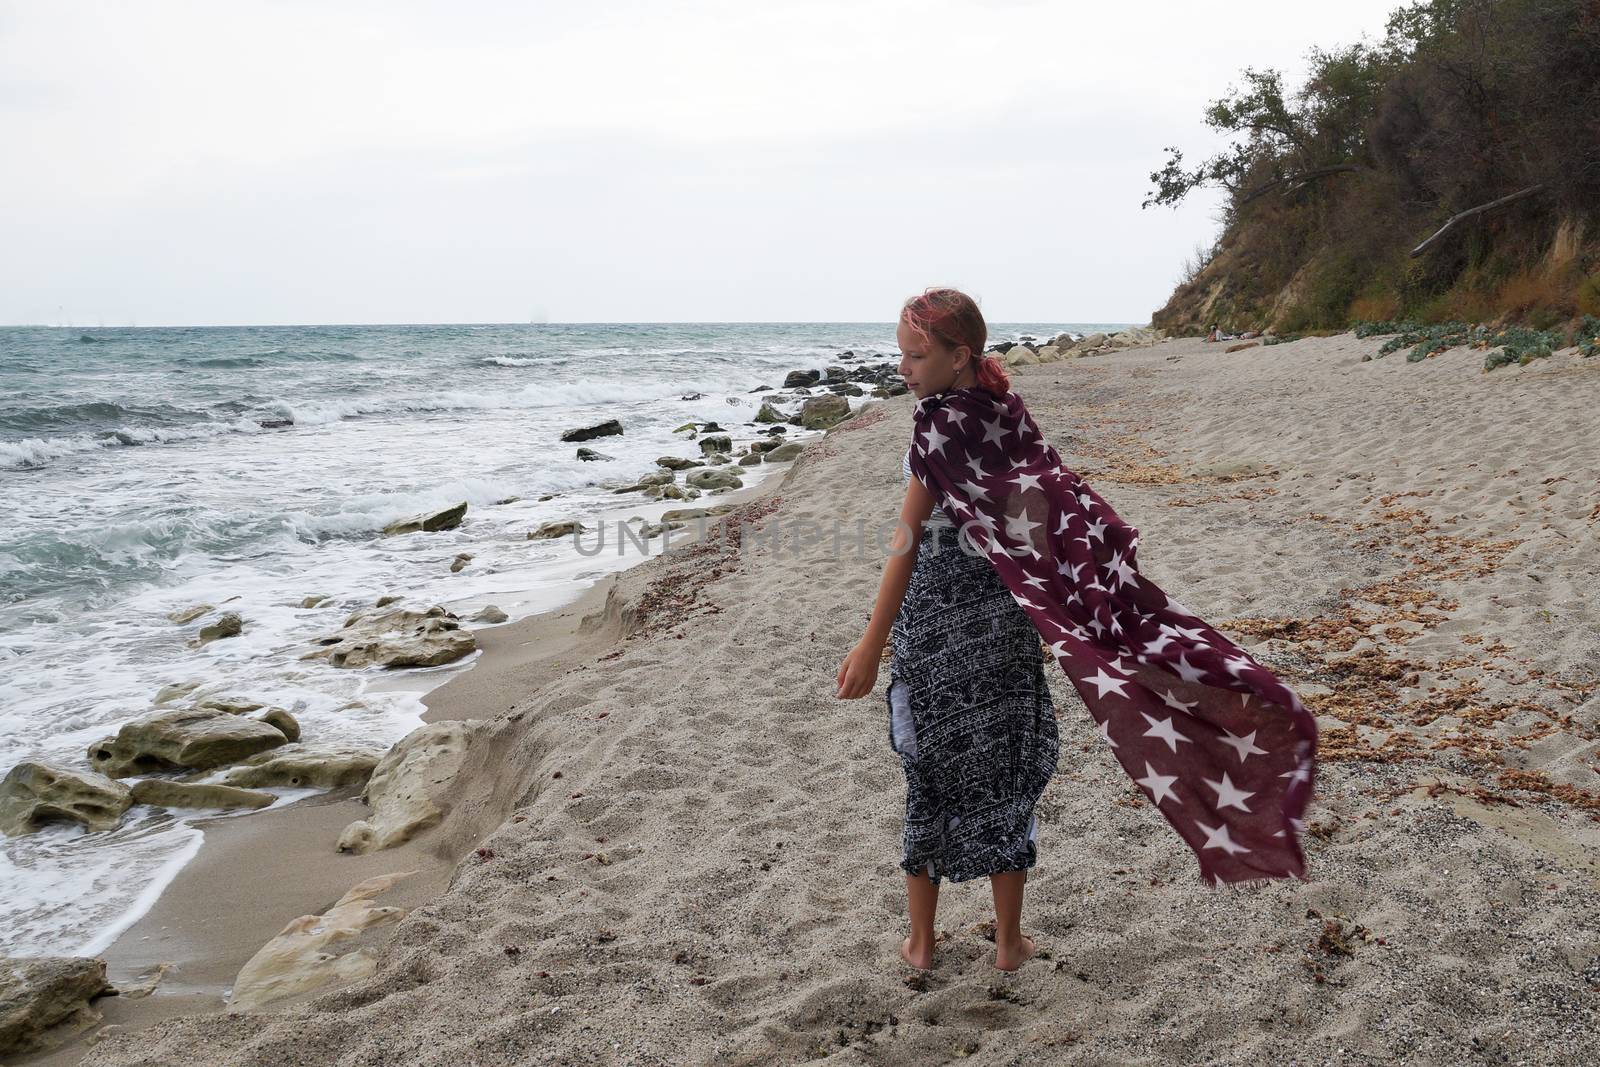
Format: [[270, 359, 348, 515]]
[[901, 868, 939, 969], [989, 869, 1037, 970]]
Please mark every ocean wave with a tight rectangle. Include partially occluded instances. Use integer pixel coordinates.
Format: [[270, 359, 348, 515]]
[[481, 356, 541, 367], [0, 400, 198, 436], [0, 419, 263, 471]]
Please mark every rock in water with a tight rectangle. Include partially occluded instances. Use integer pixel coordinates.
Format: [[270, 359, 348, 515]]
[[87, 708, 291, 778], [528, 519, 585, 540], [381, 502, 468, 536], [559, 419, 624, 442], [0, 763, 133, 836], [470, 605, 509, 624], [337, 721, 485, 854], [128, 780, 276, 811], [782, 369, 821, 387], [192, 611, 243, 646], [228, 873, 411, 1012], [754, 401, 787, 424], [685, 469, 743, 491], [0, 956, 114, 1057], [214, 744, 382, 790], [698, 434, 732, 455], [166, 604, 212, 625], [305, 603, 476, 669]]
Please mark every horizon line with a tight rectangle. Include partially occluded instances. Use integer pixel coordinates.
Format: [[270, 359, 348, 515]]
[[4, 318, 1147, 330]]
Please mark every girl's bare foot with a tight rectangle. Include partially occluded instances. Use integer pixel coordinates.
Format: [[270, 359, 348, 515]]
[[993, 933, 1035, 971], [900, 935, 934, 970]]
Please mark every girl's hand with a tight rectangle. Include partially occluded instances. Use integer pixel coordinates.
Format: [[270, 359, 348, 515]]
[[835, 640, 881, 699]]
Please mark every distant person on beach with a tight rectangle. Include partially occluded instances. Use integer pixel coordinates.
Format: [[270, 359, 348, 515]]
[[835, 287, 1316, 974], [1205, 323, 1220, 341]]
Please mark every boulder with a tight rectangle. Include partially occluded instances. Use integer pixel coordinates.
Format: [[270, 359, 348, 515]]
[[192, 611, 243, 646], [748, 439, 782, 455], [470, 605, 509, 624], [228, 872, 410, 1012], [826, 383, 865, 397], [1079, 332, 1107, 349], [305, 603, 476, 670], [685, 469, 743, 491], [0, 957, 114, 1057], [637, 469, 675, 487], [336, 721, 485, 854], [129, 780, 275, 811], [800, 394, 850, 429], [0, 763, 133, 836], [574, 447, 613, 462], [298, 594, 330, 609], [702, 451, 731, 465], [381, 502, 467, 536], [374, 594, 403, 607], [737, 452, 762, 467], [88, 708, 291, 778], [1003, 347, 1040, 367], [528, 519, 585, 540], [648, 483, 701, 501], [754, 402, 787, 424], [559, 419, 623, 443], [698, 434, 732, 455], [764, 441, 805, 462], [782, 369, 821, 388], [1035, 346, 1062, 363], [449, 552, 472, 573], [214, 744, 383, 790], [655, 456, 701, 471]]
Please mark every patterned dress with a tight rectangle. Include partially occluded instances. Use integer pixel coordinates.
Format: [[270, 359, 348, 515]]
[[884, 448, 1060, 884]]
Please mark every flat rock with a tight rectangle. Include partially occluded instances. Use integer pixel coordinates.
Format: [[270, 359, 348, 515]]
[[129, 779, 276, 811], [381, 502, 467, 536], [213, 743, 382, 790]]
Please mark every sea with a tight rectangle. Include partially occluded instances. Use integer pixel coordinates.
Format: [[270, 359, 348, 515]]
[[0, 321, 1129, 958]]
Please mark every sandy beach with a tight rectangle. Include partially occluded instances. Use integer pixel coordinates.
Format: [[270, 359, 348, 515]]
[[59, 332, 1600, 1065]]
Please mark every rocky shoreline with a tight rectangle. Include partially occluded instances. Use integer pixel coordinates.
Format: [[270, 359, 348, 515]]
[[0, 329, 1182, 1060]]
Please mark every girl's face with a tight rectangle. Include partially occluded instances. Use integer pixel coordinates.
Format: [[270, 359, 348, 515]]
[[896, 318, 973, 400]]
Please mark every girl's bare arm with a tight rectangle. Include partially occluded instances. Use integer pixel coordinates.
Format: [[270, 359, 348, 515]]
[[861, 476, 937, 650]]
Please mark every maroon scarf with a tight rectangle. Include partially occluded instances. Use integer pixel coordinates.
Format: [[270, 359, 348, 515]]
[[908, 385, 1317, 884]]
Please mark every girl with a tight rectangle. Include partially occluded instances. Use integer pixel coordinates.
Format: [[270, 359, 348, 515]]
[[834, 288, 1059, 973], [835, 289, 1317, 975]]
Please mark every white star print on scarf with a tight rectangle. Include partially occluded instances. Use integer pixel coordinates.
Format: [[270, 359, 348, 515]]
[[907, 386, 1317, 884]]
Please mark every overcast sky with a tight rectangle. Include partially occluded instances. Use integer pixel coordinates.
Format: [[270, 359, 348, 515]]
[[0, 1, 1402, 326]]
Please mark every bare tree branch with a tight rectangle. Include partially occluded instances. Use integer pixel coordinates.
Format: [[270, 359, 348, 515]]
[[1238, 164, 1362, 206], [1408, 183, 1548, 257]]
